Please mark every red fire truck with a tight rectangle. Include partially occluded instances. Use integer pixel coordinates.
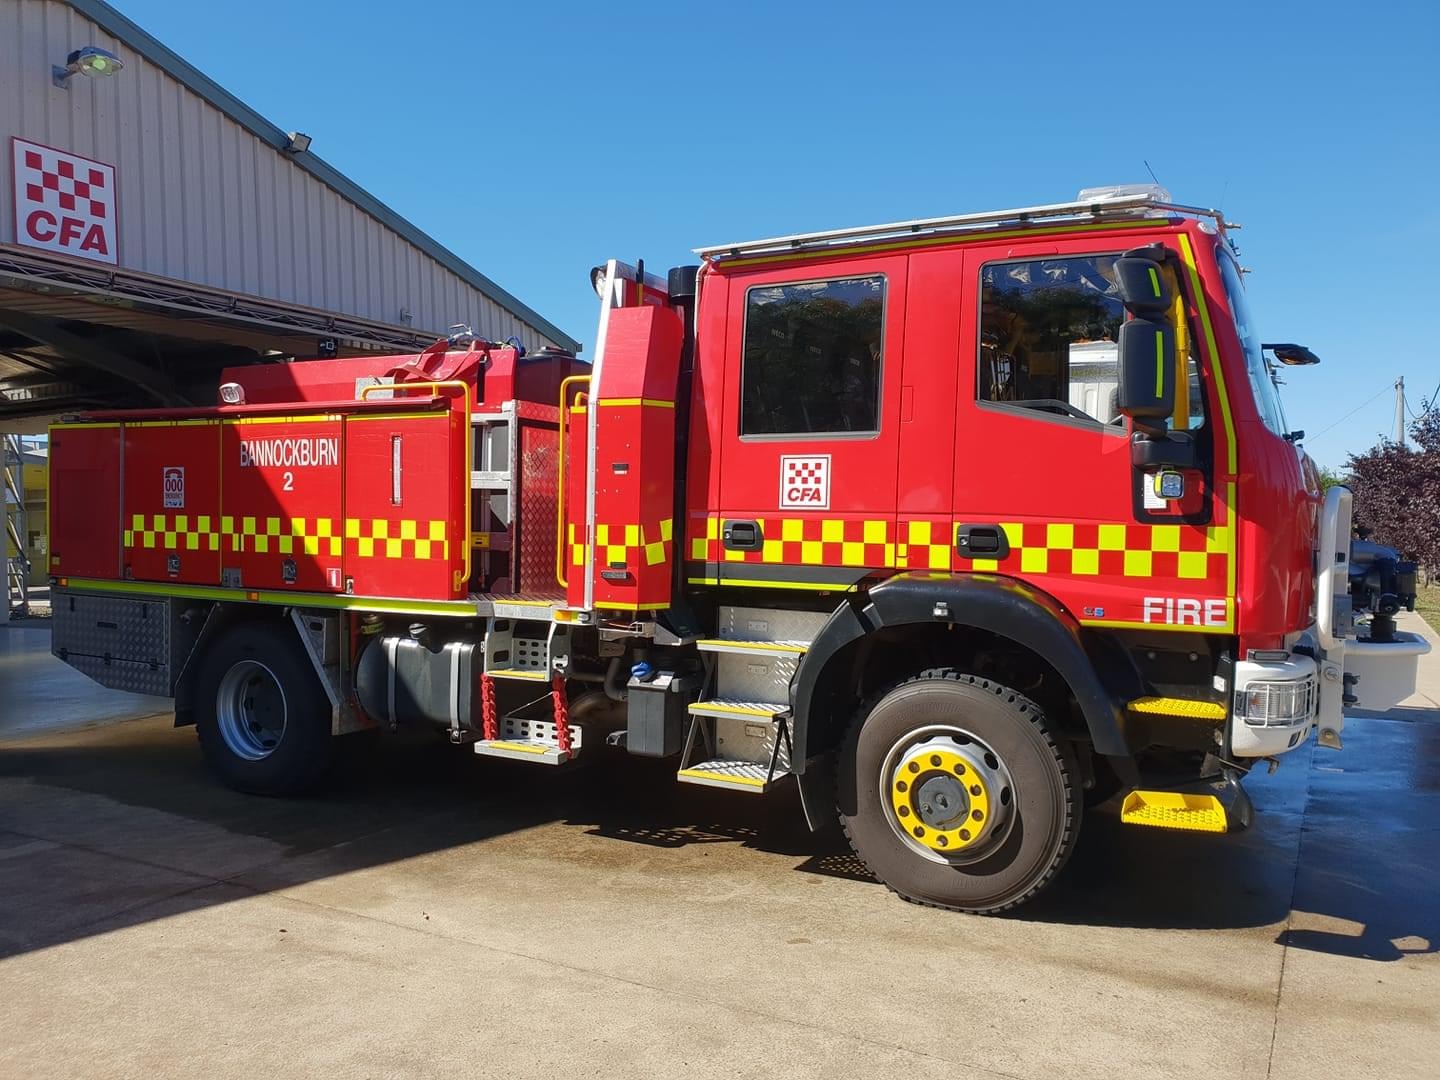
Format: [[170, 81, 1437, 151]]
[[46, 187, 1428, 913]]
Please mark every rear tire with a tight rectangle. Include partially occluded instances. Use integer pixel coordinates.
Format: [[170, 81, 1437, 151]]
[[838, 668, 1080, 914], [194, 621, 334, 795]]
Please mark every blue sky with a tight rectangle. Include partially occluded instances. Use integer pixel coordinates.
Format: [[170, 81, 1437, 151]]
[[121, 0, 1439, 470]]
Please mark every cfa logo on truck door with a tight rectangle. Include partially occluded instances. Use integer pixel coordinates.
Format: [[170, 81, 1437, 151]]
[[780, 455, 830, 509], [10, 138, 117, 265]]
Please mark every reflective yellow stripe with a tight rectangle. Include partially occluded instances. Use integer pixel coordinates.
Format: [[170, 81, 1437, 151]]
[[596, 398, 674, 408], [124, 419, 218, 428], [56, 577, 473, 615], [678, 768, 766, 788], [222, 414, 342, 425], [1177, 233, 1238, 629], [1155, 329, 1165, 397], [346, 411, 448, 422], [1178, 233, 1236, 473]]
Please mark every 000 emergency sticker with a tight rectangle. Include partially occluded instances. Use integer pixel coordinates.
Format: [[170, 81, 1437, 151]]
[[162, 466, 185, 509], [780, 455, 830, 509]]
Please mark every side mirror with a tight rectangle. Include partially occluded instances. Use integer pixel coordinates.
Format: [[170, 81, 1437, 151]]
[[1117, 315, 1176, 435], [1114, 252, 1174, 315], [1264, 342, 1321, 366]]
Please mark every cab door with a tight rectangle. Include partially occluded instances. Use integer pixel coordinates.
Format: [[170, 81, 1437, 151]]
[[714, 256, 906, 589], [953, 235, 1230, 632]]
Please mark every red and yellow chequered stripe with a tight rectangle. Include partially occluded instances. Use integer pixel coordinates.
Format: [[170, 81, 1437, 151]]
[[569, 519, 674, 570], [123, 514, 448, 560], [686, 515, 1229, 583]]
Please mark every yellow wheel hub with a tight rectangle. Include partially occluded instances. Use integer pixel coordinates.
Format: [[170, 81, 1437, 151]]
[[889, 746, 993, 853]]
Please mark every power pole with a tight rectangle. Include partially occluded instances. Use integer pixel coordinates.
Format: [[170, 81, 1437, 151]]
[[1395, 376, 1407, 447]]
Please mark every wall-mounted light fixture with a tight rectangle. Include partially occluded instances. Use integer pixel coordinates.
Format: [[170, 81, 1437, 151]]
[[284, 132, 312, 153], [53, 46, 125, 89]]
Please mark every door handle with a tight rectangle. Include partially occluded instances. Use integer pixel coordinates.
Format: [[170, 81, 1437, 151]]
[[722, 520, 763, 551], [956, 524, 1009, 560]]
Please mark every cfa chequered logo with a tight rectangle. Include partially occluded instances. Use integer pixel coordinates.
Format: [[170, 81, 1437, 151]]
[[11, 138, 117, 264], [780, 455, 830, 509]]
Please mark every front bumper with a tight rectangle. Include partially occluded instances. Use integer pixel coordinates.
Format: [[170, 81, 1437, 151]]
[[1228, 623, 1430, 759]]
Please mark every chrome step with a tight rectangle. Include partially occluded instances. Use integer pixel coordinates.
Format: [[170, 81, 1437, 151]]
[[696, 638, 809, 656], [677, 759, 788, 793], [687, 698, 787, 719]]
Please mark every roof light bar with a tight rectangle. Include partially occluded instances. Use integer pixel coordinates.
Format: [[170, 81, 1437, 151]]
[[696, 193, 1230, 261]]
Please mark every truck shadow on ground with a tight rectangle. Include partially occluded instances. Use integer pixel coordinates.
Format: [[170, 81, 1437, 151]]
[[1, 712, 1435, 962]]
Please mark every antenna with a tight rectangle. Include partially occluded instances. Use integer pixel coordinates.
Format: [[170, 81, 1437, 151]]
[[1144, 159, 1163, 188]]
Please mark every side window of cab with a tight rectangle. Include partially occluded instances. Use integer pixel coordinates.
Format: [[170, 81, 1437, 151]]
[[741, 275, 886, 438], [977, 253, 1205, 431]]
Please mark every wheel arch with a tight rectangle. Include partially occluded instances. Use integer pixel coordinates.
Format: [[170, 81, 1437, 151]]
[[792, 572, 1136, 767], [174, 601, 290, 726]]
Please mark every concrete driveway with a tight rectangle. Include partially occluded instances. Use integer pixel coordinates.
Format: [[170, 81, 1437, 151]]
[[1, 615, 1437, 1079]]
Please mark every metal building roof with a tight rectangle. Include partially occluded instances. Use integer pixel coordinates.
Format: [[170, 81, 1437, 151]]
[[61, 0, 579, 353]]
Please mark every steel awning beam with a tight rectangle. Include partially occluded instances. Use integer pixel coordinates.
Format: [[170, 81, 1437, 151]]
[[0, 312, 189, 407]]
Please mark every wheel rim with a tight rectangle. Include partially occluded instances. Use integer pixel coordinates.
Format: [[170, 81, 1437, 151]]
[[880, 725, 1017, 865], [215, 660, 288, 761]]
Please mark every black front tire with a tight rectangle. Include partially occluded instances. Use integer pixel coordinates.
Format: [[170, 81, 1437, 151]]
[[194, 621, 334, 795], [839, 668, 1080, 914]]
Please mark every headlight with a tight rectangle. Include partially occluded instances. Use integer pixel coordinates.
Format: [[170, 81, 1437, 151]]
[[1234, 677, 1317, 727]]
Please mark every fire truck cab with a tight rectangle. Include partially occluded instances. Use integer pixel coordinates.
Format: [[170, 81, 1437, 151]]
[[47, 187, 1429, 913]]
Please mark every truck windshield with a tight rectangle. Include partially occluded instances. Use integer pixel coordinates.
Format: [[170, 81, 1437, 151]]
[[1216, 245, 1287, 436]]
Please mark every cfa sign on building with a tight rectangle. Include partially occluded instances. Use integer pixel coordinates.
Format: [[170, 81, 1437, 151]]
[[10, 137, 118, 265]]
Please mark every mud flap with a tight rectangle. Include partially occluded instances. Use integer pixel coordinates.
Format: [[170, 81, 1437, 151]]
[[795, 752, 836, 832]]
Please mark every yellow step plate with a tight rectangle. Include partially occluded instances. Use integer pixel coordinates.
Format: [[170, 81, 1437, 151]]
[[1120, 790, 1228, 833], [1127, 696, 1226, 721]]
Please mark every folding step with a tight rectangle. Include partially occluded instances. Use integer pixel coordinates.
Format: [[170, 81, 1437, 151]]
[[486, 667, 551, 682], [696, 638, 808, 656], [677, 711, 791, 794], [677, 759, 787, 793], [1119, 790, 1228, 833], [483, 616, 569, 682], [687, 698, 787, 720], [474, 716, 583, 765]]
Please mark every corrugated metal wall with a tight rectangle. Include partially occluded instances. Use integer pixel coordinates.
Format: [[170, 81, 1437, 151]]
[[0, 0, 564, 348]]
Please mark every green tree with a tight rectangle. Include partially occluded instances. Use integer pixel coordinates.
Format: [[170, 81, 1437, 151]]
[[1346, 403, 1440, 570]]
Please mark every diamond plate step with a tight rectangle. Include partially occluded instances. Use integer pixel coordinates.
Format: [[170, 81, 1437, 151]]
[[687, 698, 787, 720], [677, 759, 788, 793], [696, 638, 809, 656]]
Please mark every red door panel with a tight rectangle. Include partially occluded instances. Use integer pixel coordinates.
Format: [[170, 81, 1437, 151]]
[[221, 417, 344, 592], [122, 421, 222, 585], [344, 412, 462, 600], [49, 424, 121, 580], [714, 255, 906, 587], [951, 235, 1232, 632]]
